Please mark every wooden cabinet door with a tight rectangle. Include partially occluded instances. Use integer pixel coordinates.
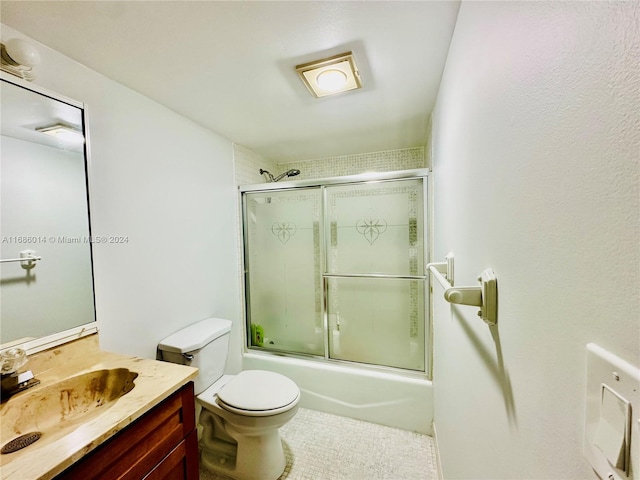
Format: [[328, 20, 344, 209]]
[[56, 382, 197, 480]]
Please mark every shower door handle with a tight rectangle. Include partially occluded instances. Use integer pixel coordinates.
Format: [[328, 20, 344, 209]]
[[322, 273, 426, 280]]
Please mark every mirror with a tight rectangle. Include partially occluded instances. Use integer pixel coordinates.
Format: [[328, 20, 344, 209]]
[[0, 76, 96, 349]]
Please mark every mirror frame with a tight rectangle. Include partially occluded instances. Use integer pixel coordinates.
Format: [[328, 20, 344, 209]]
[[0, 71, 99, 355]]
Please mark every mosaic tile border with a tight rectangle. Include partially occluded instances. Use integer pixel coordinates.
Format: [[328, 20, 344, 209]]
[[234, 144, 425, 186], [277, 147, 425, 181]]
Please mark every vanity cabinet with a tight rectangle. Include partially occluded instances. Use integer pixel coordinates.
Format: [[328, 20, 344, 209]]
[[55, 382, 198, 480]]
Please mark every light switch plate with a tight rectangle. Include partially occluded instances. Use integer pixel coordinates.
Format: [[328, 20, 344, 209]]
[[445, 252, 454, 286], [584, 344, 640, 480], [479, 268, 497, 325]]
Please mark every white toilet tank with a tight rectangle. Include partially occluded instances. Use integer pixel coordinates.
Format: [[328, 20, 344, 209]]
[[158, 317, 232, 395]]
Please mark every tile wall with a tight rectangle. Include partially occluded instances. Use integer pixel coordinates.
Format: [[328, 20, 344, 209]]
[[277, 147, 426, 181], [233, 144, 277, 186], [233, 145, 426, 186]]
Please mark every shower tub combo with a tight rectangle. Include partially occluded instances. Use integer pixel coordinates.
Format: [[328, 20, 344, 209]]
[[240, 169, 433, 434]]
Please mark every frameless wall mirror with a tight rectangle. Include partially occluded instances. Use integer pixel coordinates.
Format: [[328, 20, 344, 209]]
[[0, 75, 97, 352]]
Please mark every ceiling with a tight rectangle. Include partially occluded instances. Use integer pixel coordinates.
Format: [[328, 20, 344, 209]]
[[1, 78, 85, 153], [0, 1, 460, 162]]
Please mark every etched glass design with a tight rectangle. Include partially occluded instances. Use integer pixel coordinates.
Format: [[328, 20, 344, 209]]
[[325, 179, 425, 370], [243, 177, 426, 372], [244, 189, 323, 355]]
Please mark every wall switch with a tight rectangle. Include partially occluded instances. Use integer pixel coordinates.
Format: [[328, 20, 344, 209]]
[[445, 252, 454, 286], [594, 384, 631, 471], [584, 344, 640, 480]]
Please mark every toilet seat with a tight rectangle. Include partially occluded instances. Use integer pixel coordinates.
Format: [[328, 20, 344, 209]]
[[216, 370, 300, 417]]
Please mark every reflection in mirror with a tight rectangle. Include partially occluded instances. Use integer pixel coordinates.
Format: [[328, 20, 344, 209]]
[[0, 77, 96, 350]]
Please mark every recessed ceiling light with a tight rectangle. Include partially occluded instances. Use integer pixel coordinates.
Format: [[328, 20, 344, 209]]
[[296, 52, 362, 98], [316, 69, 348, 92]]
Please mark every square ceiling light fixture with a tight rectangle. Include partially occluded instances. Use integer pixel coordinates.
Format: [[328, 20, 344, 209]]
[[296, 52, 362, 98], [36, 123, 84, 143]]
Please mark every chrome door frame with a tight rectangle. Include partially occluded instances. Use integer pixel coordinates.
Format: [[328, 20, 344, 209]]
[[239, 168, 431, 377]]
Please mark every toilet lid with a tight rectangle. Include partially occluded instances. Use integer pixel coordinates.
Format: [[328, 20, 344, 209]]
[[216, 370, 299, 416]]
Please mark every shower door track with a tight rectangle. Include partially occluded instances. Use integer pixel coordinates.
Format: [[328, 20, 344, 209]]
[[239, 168, 430, 192]]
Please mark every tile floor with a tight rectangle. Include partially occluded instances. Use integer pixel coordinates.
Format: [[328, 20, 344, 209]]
[[198, 407, 439, 480]]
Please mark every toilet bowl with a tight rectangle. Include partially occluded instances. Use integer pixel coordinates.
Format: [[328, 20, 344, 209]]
[[198, 370, 299, 480], [158, 318, 300, 480]]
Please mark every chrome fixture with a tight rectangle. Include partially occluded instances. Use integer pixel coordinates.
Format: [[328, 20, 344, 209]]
[[259, 169, 301, 182], [1, 39, 40, 81], [0, 250, 42, 269], [1, 348, 40, 398]]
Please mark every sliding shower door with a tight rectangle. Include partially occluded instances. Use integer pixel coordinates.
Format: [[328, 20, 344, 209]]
[[324, 179, 425, 371], [242, 174, 427, 372], [243, 188, 323, 356]]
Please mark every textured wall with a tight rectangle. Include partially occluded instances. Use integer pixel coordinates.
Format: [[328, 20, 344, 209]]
[[431, 2, 639, 478]]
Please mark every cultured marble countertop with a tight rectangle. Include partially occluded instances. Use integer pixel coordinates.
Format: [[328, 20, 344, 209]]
[[0, 335, 198, 480]]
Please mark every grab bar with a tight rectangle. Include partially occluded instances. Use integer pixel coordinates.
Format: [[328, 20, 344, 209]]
[[427, 253, 498, 325], [444, 268, 497, 326]]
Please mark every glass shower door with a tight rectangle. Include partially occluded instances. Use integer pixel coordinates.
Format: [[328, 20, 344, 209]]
[[324, 179, 426, 371], [243, 188, 323, 356]]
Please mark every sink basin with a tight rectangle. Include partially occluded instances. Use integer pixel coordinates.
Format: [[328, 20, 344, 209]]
[[1, 368, 138, 452]]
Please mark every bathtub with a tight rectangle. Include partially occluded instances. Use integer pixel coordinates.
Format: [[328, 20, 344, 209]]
[[242, 351, 433, 435]]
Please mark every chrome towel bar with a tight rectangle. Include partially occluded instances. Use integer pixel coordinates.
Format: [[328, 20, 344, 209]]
[[0, 250, 42, 269]]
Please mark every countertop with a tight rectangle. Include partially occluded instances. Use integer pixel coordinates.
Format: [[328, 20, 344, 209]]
[[0, 335, 198, 480]]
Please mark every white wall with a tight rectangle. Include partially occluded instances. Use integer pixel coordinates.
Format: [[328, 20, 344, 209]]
[[431, 2, 639, 479], [1, 25, 242, 372]]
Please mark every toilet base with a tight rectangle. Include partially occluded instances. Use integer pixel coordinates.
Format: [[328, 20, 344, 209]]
[[200, 437, 286, 480], [199, 408, 289, 480]]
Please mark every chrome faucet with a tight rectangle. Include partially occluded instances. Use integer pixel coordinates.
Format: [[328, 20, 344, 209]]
[[1, 348, 39, 399]]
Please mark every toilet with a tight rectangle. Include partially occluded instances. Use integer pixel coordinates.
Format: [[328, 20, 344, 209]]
[[158, 318, 300, 480]]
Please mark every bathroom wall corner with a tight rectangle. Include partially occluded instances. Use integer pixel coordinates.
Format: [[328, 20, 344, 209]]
[[432, 422, 444, 480]]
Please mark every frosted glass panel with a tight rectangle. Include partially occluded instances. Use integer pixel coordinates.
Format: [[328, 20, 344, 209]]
[[326, 180, 424, 276], [244, 188, 323, 356], [327, 277, 425, 371], [324, 179, 425, 371], [243, 175, 427, 373]]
